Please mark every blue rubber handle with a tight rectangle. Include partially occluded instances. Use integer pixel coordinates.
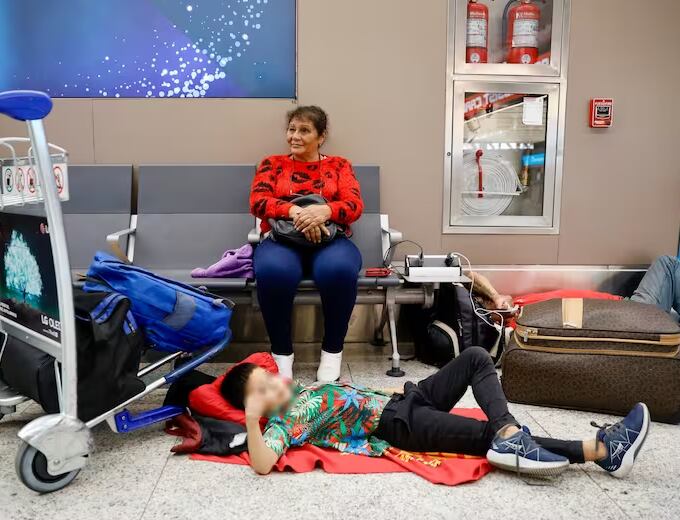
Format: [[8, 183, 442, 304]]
[[0, 90, 53, 121], [164, 331, 232, 384], [114, 406, 185, 433]]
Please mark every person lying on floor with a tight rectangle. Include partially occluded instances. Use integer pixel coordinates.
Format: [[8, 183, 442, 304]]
[[220, 347, 650, 478], [631, 255, 680, 321]]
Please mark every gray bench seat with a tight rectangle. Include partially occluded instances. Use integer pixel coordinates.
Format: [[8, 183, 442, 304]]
[[166, 272, 401, 290], [112, 165, 402, 291], [104, 164, 415, 376]]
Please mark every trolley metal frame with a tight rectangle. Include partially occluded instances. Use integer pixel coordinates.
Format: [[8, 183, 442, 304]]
[[0, 90, 231, 493]]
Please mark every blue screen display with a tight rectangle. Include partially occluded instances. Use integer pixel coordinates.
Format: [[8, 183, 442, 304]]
[[0, 0, 296, 98]]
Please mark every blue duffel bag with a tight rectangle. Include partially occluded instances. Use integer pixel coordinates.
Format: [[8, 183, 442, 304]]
[[84, 252, 233, 353]]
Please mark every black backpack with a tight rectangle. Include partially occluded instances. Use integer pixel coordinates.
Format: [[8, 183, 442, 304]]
[[0, 289, 145, 420], [411, 283, 503, 367], [74, 289, 146, 420]]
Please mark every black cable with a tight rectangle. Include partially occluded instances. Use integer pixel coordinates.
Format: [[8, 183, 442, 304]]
[[382, 239, 424, 278]]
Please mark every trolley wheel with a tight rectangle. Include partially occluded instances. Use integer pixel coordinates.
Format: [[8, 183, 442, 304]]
[[15, 441, 80, 493]]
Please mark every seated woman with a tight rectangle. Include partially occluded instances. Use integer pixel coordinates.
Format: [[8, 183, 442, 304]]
[[221, 347, 650, 478], [249, 106, 363, 382], [631, 255, 680, 320]]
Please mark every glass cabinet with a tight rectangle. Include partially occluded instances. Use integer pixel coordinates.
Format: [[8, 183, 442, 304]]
[[449, 82, 559, 228], [444, 0, 570, 234], [453, 0, 566, 77]]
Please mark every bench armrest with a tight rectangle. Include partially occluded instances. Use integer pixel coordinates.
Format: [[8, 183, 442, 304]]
[[248, 218, 262, 244], [106, 225, 136, 263], [380, 215, 404, 265], [248, 227, 261, 244], [382, 225, 403, 244]]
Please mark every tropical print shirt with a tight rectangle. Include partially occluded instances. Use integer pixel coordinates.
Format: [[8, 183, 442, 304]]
[[262, 382, 392, 459]]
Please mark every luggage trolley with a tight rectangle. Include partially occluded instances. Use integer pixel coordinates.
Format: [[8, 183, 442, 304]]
[[0, 91, 232, 493]]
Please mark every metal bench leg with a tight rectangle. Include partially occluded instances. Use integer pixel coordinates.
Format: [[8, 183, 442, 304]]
[[385, 287, 405, 377]]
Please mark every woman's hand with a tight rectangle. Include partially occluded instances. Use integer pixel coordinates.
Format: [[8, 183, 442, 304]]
[[302, 223, 330, 244], [288, 205, 303, 219], [294, 204, 332, 232]]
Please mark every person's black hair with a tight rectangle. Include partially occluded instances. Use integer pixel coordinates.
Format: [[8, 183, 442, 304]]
[[286, 105, 328, 136], [220, 362, 260, 410]]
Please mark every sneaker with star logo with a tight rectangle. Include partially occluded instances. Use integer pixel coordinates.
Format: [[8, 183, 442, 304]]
[[594, 402, 650, 479]]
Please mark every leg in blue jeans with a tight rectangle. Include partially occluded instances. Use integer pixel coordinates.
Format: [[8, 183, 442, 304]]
[[253, 239, 303, 355], [631, 256, 680, 319], [311, 238, 362, 354]]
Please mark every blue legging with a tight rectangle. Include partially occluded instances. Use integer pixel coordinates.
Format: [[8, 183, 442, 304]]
[[254, 237, 362, 355]]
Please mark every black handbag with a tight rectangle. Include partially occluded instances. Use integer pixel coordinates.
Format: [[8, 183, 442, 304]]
[[268, 194, 341, 248]]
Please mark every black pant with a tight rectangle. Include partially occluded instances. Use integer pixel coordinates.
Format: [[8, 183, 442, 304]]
[[374, 347, 585, 463]]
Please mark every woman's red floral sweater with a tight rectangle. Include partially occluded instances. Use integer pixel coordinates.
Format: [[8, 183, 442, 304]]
[[249, 154, 364, 234]]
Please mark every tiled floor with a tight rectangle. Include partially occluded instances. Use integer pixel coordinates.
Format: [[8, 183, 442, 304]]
[[0, 343, 677, 520]]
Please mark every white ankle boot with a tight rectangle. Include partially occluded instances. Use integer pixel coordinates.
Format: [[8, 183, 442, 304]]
[[317, 350, 342, 382], [272, 353, 294, 380]]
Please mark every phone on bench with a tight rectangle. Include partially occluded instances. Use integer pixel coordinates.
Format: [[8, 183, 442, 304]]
[[365, 267, 392, 277]]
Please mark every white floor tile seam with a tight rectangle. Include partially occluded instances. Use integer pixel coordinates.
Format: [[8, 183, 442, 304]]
[[138, 445, 176, 520], [581, 469, 633, 520]]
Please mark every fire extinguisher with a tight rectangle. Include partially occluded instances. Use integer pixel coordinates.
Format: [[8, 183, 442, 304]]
[[504, 0, 540, 64], [466, 0, 488, 64]]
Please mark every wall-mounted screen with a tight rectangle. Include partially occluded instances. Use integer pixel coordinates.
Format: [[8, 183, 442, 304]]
[[0, 0, 296, 98]]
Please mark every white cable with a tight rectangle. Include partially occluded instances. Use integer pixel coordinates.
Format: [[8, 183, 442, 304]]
[[461, 152, 522, 217], [382, 242, 506, 348], [449, 252, 504, 342]]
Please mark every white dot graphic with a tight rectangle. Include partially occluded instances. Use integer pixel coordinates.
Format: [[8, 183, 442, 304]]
[[47, 2, 281, 98]]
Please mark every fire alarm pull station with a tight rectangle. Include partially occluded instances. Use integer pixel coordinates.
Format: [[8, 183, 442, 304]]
[[590, 98, 613, 128]]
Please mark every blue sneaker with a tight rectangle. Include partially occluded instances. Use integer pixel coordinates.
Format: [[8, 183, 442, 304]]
[[594, 402, 650, 479], [487, 426, 569, 476]]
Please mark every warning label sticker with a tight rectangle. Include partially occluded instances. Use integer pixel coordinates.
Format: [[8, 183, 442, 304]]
[[466, 19, 487, 48], [512, 19, 538, 48]]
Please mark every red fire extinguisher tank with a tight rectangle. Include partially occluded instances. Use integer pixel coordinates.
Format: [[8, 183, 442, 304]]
[[466, 0, 489, 64], [506, 0, 540, 64]]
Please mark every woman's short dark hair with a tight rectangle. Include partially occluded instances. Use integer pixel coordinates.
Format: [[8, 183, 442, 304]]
[[220, 362, 259, 410], [287, 105, 328, 136]]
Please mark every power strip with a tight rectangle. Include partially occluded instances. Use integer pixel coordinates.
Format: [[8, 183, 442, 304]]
[[403, 255, 465, 283]]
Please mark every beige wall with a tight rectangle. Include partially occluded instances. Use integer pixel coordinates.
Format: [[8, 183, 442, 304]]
[[1, 0, 678, 264]]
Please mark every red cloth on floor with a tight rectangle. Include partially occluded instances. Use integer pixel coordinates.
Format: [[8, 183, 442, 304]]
[[190, 408, 492, 486]]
